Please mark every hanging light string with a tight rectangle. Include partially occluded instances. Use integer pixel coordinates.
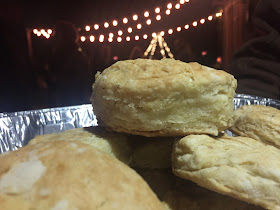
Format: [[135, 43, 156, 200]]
[[79, 10, 223, 43], [32, 0, 191, 39]]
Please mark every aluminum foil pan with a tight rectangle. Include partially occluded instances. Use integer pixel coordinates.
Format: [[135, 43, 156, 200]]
[[0, 94, 280, 154]]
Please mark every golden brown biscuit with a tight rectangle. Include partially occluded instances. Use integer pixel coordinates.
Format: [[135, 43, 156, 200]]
[[0, 141, 164, 210], [172, 134, 280, 209], [229, 105, 280, 148], [91, 59, 237, 137], [29, 126, 132, 164]]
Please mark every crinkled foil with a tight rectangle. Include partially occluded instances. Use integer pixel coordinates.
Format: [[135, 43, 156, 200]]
[[0, 104, 97, 153], [1, 94, 280, 154]]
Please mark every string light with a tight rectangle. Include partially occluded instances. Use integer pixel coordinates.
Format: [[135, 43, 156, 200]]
[[117, 37, 122, 42], [155, 7, 160, 13], [152, 32, 157, 37], [33, 29, 38, 34], [177, 26, 181, 32], [146, 19, 152, 25], [47, 29, 52, 34], [113, 20, 118, 26], [137, 24, 142, 29], [133, 14, 138, 21], [208, 15, 213, 21], [45, 34, 50, 39], [184, 24, 189, 29], [94, 24, 99, 30], [118, 30, 123, 36], [166, 10, 171, 15], [175, 3, 180, 9], [85, 25, 91, 31], [104, 22, 109, 28], [168, 29, 173, 34], [143, 34, 148, 39], [123, 18, 128, 24], [135, 35, 140, 40], [180, 0, 185, 4], [37, 32, 41, 36], [126, 36, 131, 41], [200, 19, 205, 24], [144, 11, 149, 17], [99, 34, 105, 42], [167, 3, 172, 9], [192, 21, 198, 27], [128, 27, 133, 33], [90, 35, 95, 42], [80, 36, 86, 42], [160, 31, 165, 36], [156, 15, 161, 21], [108, 37, 113, 42], [109, 32, 114, 37]]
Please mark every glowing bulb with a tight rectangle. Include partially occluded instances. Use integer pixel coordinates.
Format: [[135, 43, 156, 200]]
[[117, 37, 122, 42], [112, 20, 118, 26], [155, 7, 160, 13], [45, 34, 50, 39], [99, 35, 104, 42], [109, 33, 114, 37], [166, 9, 171, 15], [192, 21, 198, 27], [208, 15, 213, 21], [104, 22, 109, 28], [137, 23, 142, 29], [133, 14, 138, 21], [160, 31, 165, 36], [184, 24, 189, 29], [118, 30, 123, 36], [217, 56, 222, 63], [94, 24, 99, 30], [143, 34, 148, 39], [80, 36, 86, 42], [85, 25, 90, 31], [47, 29, 52, 34], [40, 29, 45, 33], [146, 19, 152, 25], [144, 11, 149, 17], [37, 32, 41, 36], [180, 0, 185, 4], [108, 37, 113, 42], [177, 27, 182, 32], [33, 29, 38, 34], [168, 29, 173, 34], [152, 32, 156, 37], [126, 36, 131, 41], [128, 27, 133, 33], [123, 18, 128, 24], [167, 3, 172, 9], [175, 3, 180, 9], [156, 15, 161, 21], [200, 19, 205, 24], [185, 0, 189, 2], [216, 12, 222, 17], [90, 35, 95, 42], [135, 35, 139, 40]]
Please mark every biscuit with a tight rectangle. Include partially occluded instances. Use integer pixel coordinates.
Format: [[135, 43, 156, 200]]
[[91, 59, 237, 137], [28, 126, 132, 164], [229, 105, 280, 148], [172, 134, 280, 209], [0, 141, 164, 210]]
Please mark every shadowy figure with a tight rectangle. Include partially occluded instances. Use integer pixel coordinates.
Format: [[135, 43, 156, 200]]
[[229, 0, 280, 99], [48, 20, 91, 107]]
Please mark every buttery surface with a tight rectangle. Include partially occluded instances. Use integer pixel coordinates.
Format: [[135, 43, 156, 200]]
[[172, 134, 280, 210], [91, 59, 237, 137]]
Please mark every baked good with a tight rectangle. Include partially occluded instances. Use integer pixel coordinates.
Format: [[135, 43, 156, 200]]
[[229, 104, 280, 148], [0, 141, 164, 210], [172, 134, 280, 209], [130, 136, 174, 169], [91, 58, 237, 137], [28, 126, 132, 164]]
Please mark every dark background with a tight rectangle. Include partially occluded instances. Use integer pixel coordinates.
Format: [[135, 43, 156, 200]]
[[0, 0, 255, 112]]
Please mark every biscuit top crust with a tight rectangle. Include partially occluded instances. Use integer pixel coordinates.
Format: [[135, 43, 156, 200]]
[[93, 58, 237, 92]]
